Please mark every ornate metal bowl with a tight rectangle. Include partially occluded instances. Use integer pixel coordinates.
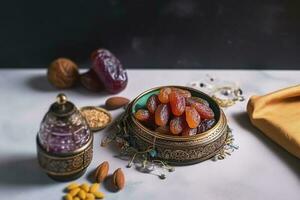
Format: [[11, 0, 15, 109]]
[[123, 86, 229, 165]]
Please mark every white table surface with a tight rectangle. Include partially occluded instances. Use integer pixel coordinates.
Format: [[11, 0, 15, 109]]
[[0, 69, 299, 200]]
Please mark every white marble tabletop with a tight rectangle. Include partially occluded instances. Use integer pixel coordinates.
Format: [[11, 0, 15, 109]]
[[0, 69, 299, 200]]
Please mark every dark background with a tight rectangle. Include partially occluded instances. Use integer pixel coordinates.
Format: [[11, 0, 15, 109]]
[[0, 0, 300, 69]]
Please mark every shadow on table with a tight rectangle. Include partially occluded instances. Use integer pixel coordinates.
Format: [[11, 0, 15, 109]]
[[26, 74, 56, 92], [0, 156, 55, 186], [25, 74, 107, 97], [232, 112, 300, 178]]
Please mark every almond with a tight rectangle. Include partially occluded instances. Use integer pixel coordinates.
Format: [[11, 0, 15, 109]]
[[112, 168, 125, 190], [105, 97, 130, 110], [95, 161, 109, 183]]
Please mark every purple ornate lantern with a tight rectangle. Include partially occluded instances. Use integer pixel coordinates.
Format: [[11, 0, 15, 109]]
[[36, 93, 93, 181]]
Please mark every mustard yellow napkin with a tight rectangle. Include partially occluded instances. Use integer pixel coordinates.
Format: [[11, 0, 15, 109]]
[[247, 85, 300, 159]]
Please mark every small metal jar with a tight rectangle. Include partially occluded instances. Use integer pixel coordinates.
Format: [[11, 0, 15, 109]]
[[36, 93, 93, 181]]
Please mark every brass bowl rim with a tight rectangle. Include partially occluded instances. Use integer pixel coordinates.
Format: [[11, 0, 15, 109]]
[[80, 106, 112, 131], [130, 85, 225, 142]]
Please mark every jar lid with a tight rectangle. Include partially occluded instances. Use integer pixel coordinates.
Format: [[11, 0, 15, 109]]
[[49, 93, 76, 117]]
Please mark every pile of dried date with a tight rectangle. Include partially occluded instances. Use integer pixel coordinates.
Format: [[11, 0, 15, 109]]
[[47, 49, 128, 94], [134, 87, 216, 136]]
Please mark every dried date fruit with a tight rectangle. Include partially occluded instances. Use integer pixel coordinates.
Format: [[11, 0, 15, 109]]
[[142, 114, 156, 130], [169, 91, 186, 116], [158, 87, 172, 103], [185, 106, 201, 128], [135, 109, 150, 122], [147, 94, 159, 114], [171, 88, 191, 98], [197, 119, 216, 133], [80, 69, 104, 92], [181, 127, 197, 136], [91, 49, 128, 94], [133, 87, 216, 137], [170, 116, 185, 135], [192, 103, 214, 119], [155, 104, 170, 126], [186, 97, 209, 107]]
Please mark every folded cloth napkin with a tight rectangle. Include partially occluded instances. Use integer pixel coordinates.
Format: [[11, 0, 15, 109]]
[[247, 85, 300, 159]]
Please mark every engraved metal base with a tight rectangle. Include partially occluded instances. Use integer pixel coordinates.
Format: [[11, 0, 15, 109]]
[[161, 133, 228, 166], [131, 121, 228, 166], [47, 169, 87, 182], [36, 136, 93, 181]]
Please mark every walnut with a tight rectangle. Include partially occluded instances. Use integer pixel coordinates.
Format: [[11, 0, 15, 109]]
[[47, 58, 79, 89]]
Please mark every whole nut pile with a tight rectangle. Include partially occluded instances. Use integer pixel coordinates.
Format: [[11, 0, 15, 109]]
[[64, 182, 104, 200], [80, 107, 111, 131], [63, 161, 125, 200]]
